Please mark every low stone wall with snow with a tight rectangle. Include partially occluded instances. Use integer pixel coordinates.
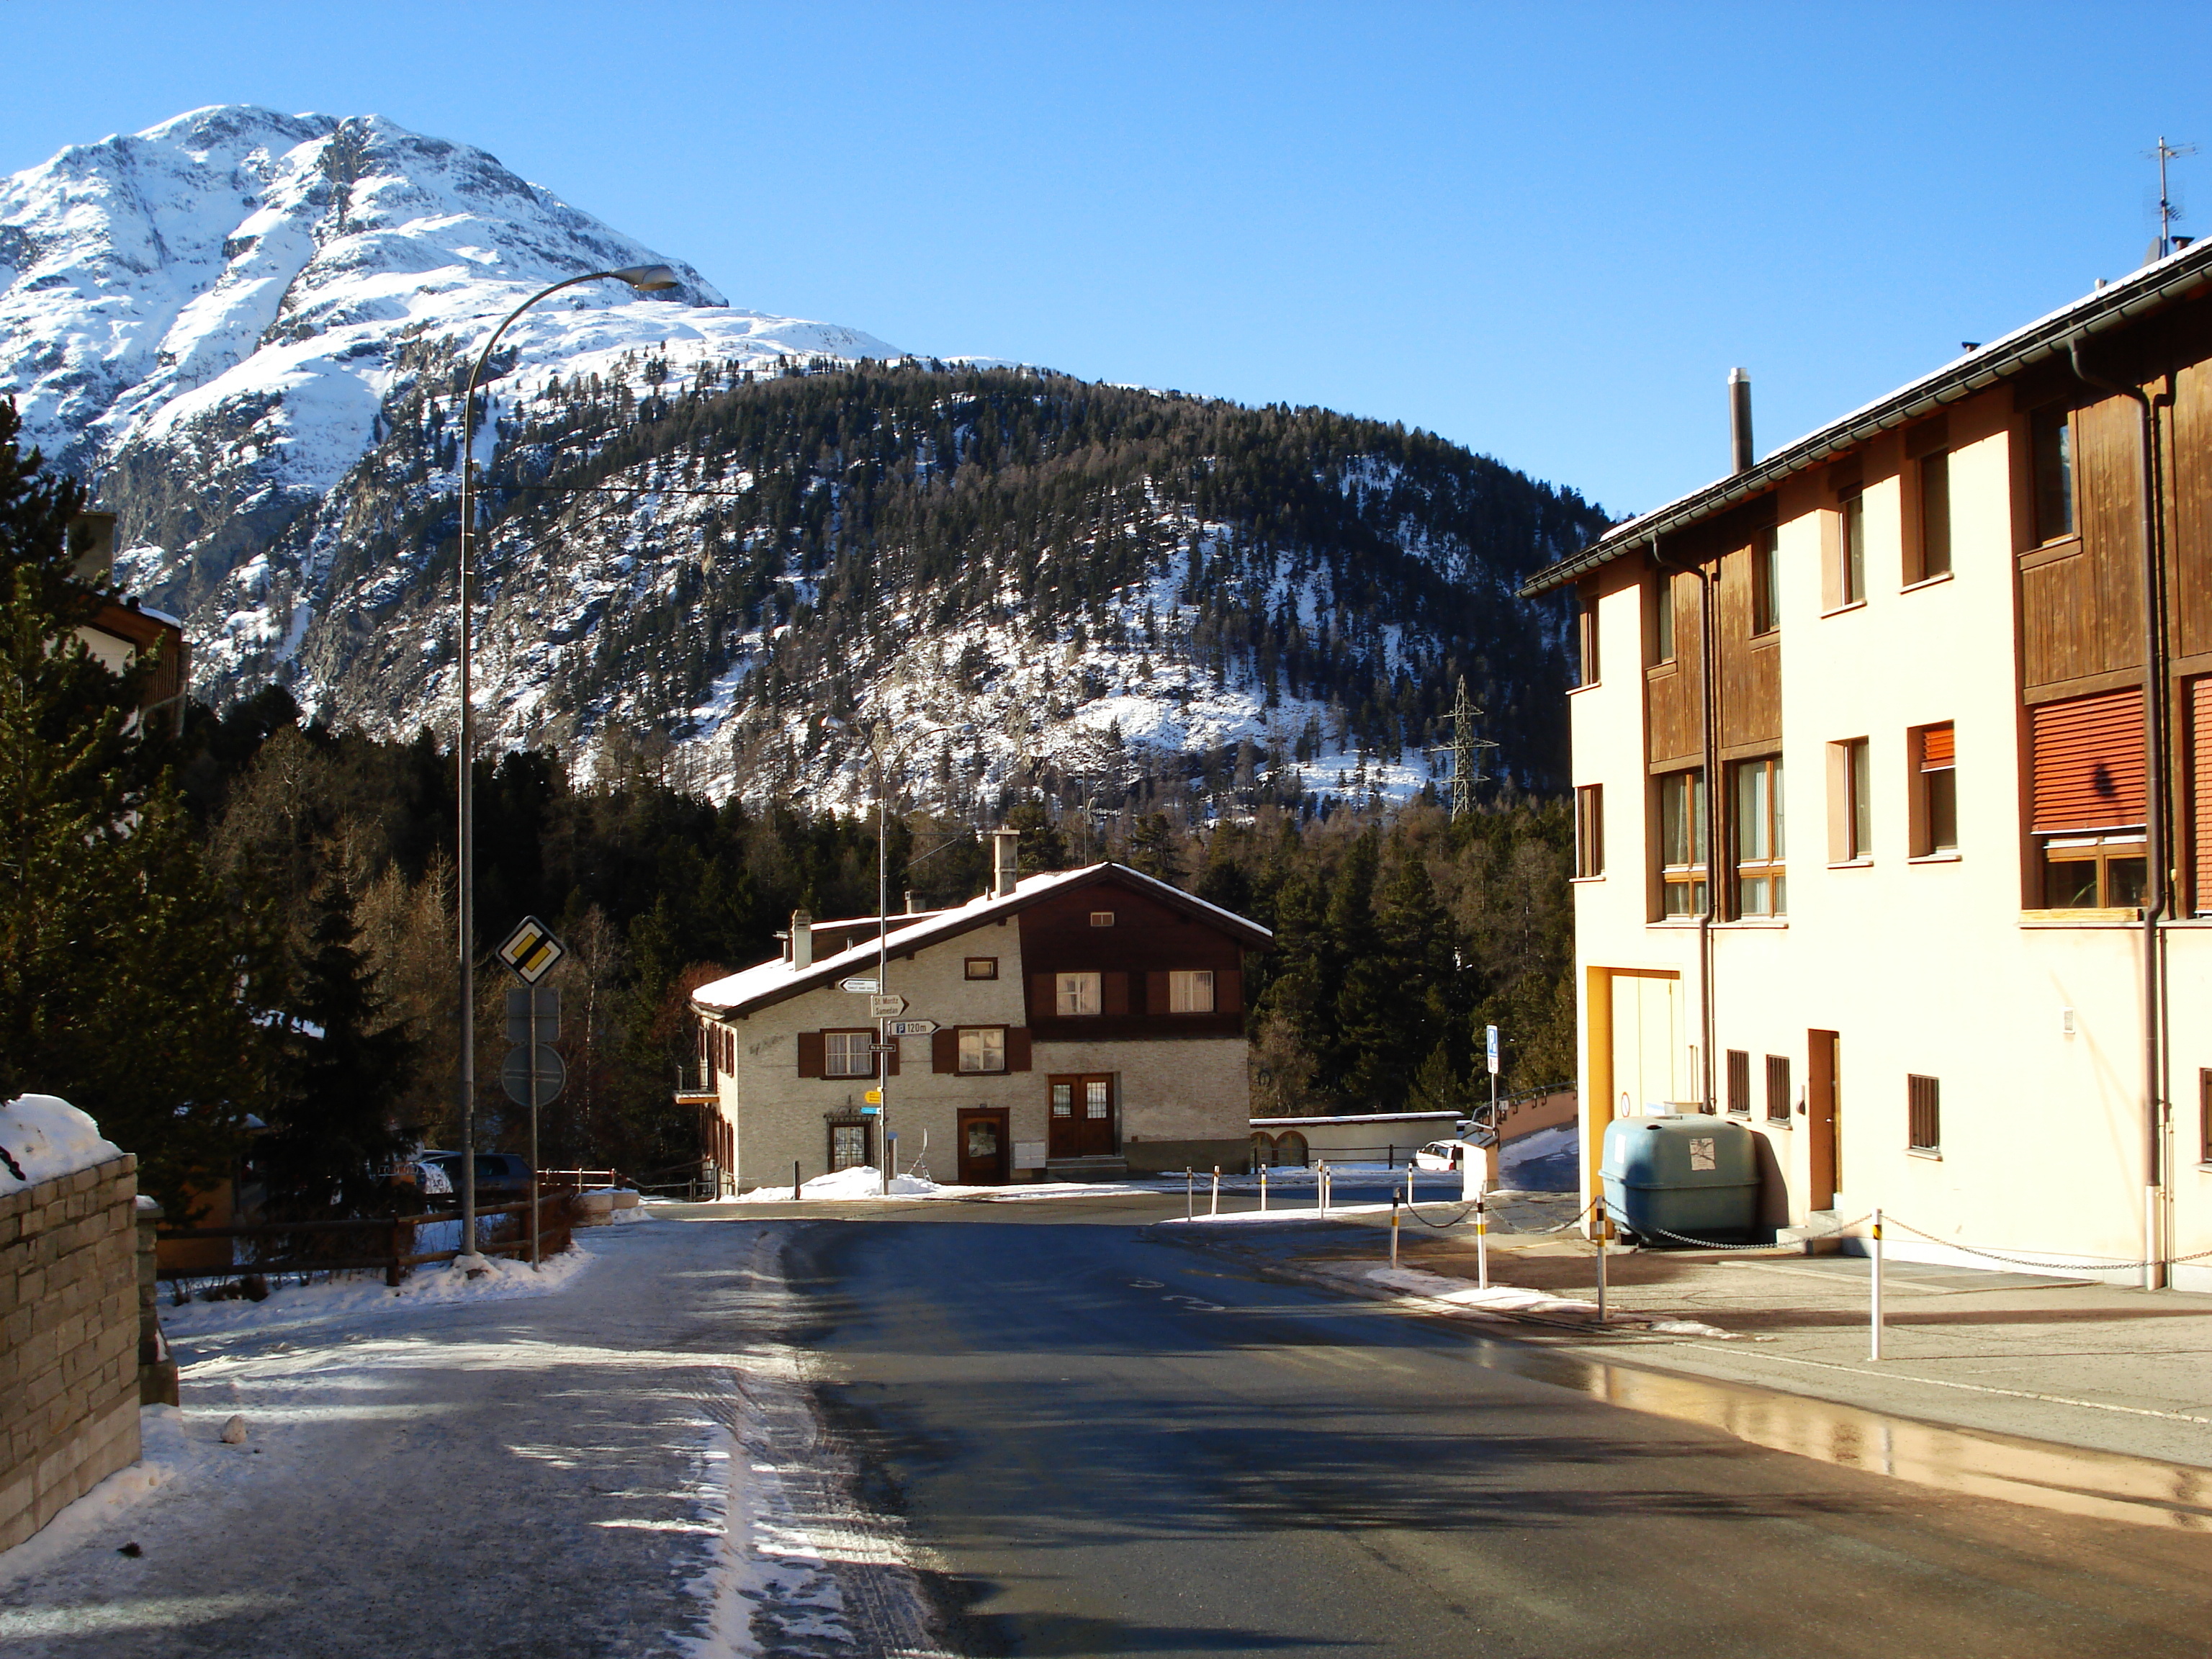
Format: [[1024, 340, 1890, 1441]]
[[0, 1153, 144, 1551]]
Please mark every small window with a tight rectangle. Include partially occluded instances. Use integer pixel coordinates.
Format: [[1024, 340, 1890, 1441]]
[[1907, 1074, 1941, 1151], [1575, 783, 1604, 878], [2200, 1070, 2212, 1165], [1658, 770, 1708, 917], [1169, 970, 1215, 1012], [2041, 835, 2147, 909], [1915, 724, 1957, 853], [2032, 405, 2074, 543], [1057, 972, 1101, 1016], [958, 1026, 1007, 1074], [964, 956, 998, 980], [1575, 590, 1601, 686], [1725, 1049, 1750, 1114], [1732, 755, 1786, 916], [1827, 738, 1872, 862], [1916, 450, 1952, 578], [1766, 1055, 1792, 1125], [824, 1030, 875, 1079], [1750, 527, 1780, 634], [1089, 911, 1116, 927], [829, 1120, 871, 1171], [1838, 487, 1866, 605], [1653, 571, 1677, 663]]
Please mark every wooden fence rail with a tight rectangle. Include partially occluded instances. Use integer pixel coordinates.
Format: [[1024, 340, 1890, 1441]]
[[158, 1195, 577, 1288]]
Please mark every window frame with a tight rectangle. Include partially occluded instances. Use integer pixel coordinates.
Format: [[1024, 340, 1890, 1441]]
[[822, 1028, 878, 1079], [827, 1116, 873, 1172], [1912, 723, 1958, 855], [2200, 1070, 2212, 1166], [2031, 404, 2074, 544], [1907, 1074, 1942, 1153], [956, 1025, 1009, 1074], [1089, 910, 1116, 928], [1731, 755, 1786, 917], [1838, 486, 1867, 606], [1765, 1054, 1792, 1125], [1574, 783, 1605, 878], [963, 956, 999, 981], [1750, 526, 1781, 636], [1652, 570, 1678, 665], [1725, 1049, 1751, 1115], [1167, 970, 1216, 1013], [1056, 971, 1102, 1017], [1657, 769, 1709, 918], [1914, 448, 1954, 580], [2038, 834, 2148, 910], [1575, 588, 1601, 686]]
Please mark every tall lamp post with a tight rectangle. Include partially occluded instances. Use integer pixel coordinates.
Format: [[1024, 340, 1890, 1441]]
[[451, 263, 678, 1271]]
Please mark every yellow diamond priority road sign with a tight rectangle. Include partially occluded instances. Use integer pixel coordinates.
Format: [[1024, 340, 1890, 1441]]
[[496, 915, 567, 984]]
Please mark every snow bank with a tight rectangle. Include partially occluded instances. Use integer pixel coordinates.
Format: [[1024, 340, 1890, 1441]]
[[0, 1407, 194, 1581], [160, 1242, 598, 1337], [0, 1095, 122, 1195], [1363, 1264, 1600, 1319]]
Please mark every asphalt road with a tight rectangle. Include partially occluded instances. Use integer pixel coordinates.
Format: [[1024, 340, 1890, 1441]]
[[770, 1198, 2212, 1659]]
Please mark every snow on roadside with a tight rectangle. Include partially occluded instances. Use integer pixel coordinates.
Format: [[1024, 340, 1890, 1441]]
[[158, 1242, 598, 1339], [0, 1095, 121, 1194], [0, 1408, 202, 1586], [1362, 1264, 1602, 1319]]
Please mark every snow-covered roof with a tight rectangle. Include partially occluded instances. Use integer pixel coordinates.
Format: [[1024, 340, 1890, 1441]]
[[692, 861, 1272, 1018], [1522, 236, 2212, 596], [1251, 1112, 1462, 1128]]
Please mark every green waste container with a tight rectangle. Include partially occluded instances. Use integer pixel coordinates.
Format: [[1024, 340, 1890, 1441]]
[[1599, 1115, 1760, 1245]]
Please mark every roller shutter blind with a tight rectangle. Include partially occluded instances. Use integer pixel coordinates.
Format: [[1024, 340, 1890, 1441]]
[[2030, 688, 2146, 833], [2195, 679, 2212, 915]]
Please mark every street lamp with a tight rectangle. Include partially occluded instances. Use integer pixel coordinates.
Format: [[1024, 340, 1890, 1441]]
[[451, 263, 678, 1271]]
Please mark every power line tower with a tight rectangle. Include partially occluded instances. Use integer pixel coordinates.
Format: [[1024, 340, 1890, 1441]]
[[2147, 135, 2198, 261], [1428, 677, 1498, 820]]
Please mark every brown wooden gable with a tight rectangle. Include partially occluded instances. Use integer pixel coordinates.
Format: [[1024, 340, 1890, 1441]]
[[1017, 871, 1252, 1040]]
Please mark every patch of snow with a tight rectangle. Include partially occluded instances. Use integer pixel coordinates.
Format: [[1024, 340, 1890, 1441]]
[[0, 1094, 122, 1193], [158, 1241, 596, 1338]]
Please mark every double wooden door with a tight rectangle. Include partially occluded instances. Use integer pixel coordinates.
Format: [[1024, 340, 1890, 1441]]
[[1048, 1074, 1116, 1159]]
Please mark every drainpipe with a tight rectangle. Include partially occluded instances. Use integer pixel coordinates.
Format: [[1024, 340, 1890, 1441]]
[[2067, 336, 2170, 1289], [1652, 532, 1719, 1118]]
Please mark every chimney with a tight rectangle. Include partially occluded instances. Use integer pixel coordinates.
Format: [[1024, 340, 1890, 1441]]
[[989, 829, 1022, 899], [1728, 368, 1754, 475], [789, 909, 813, 971]]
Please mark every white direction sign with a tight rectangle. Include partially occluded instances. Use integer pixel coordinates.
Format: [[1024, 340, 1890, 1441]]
[[869, 994, 908, 1018], [839, 977, 880, 994], [886, 1019, 938, 1037], [496, 916, 566, 984]]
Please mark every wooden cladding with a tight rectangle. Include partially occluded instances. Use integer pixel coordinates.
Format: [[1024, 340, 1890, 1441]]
[[2020, 393, 2146, 698], [1645, 572, 1704, 768], [2175, 359, 2212, 660], [1716, 541, 1781, 752], [2030, 689, 2146, 833], [1645, 532, 1781, 771]]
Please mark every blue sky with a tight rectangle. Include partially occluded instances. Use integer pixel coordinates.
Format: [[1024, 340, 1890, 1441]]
[[5, 1, 2208, 520]]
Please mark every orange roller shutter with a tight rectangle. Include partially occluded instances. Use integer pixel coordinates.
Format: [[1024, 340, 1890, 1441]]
[[2194, 679, 2212, 914], [1918, 723, 1955, 769], [2030, 689, 2146, 833]]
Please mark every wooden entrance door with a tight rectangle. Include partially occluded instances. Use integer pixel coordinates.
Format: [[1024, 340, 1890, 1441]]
[[1807, 1030, 1840, 1210], [957, 1108, 1010, 1185], [1048, 1074, 1116, 1159]]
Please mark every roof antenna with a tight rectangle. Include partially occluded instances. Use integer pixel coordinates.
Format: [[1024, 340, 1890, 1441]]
[[2146, 135, 2198, 263]]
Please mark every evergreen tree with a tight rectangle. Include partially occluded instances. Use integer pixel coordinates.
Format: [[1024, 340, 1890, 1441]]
[[261, 873, 417, 1218], [1124, 812, 1182, 882]]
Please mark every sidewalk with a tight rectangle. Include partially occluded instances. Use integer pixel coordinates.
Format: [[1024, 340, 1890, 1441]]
[[1168, 1192, 2212, 1475]]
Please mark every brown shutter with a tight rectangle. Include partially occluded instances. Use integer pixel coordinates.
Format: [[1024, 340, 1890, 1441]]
[[796, 1031, 824, 1079], [1102, 971, 1129, 1015], [1146, 971, 1170, 1013], [2031, 689, 2146, 832], [1005, 1028, 1033, 1071], [2195, 678, 2212, 914], [1030, 972, 1054, 1019], [932, 1029, 958, 1073], [1218, 968, 1243, 1015]]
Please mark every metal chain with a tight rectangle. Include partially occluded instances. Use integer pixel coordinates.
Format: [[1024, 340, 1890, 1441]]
[[1881, 1212, 2212, 1273], [1646, 1214, 1873, 1252]]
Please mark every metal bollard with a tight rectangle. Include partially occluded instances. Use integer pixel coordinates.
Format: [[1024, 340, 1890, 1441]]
[[792, 1159, 801, 1202], [1210, 1165, 1220, 1218], [1391, 1190, 1401, 1269], [1185, 1167, 1195, 1222], [1869, 1207, 1885, 1361], [1476, 1193, 1489, 1291], [1317, 1161, 1327, 1218], [1596, 1213, 1611, 1322]]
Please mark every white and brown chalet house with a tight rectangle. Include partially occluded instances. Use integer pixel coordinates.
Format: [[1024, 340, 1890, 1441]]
[[68, 512, 188, 734], [689, 838, 1272, 1190]]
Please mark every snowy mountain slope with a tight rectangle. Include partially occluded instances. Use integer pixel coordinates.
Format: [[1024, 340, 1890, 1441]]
[[0, 104, 896, 675], [4, 106, 1609, 815]]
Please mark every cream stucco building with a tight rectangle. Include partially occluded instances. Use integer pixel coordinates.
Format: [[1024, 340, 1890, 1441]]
[[1523, 241, 2212, 1289], [691, 853, 1269, 1192]]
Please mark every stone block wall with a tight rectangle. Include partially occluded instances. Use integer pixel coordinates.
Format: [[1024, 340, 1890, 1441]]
[[0, 1154, 143, 1552]]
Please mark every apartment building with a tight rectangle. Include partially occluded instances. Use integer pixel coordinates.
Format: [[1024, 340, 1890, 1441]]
[[1521, 241, 2212, 1288]]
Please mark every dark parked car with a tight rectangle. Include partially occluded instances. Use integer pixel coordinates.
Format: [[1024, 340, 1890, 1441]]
[[421, 1151, 534, 1200]]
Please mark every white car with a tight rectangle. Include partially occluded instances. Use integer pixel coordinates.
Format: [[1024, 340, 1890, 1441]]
[[1413, 1139, 1483, 1173]]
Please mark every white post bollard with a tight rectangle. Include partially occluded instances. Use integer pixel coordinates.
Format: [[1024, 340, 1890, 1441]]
[[1185, 1167, 1195, 1222], [1260, 1166, 1268, 1212], [1317, 1161, 1328, 1219], [1210, 1165, 1220, 1218], [1475, 1193, 1489, 1291], [1391, 1191, 1401, 1269], [1596, 1214, 1610, 1323], [1870, 1208, 1885, 1361]]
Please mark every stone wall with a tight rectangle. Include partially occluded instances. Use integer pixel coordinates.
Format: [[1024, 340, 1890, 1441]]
[[0, 1154, 143, 1552]]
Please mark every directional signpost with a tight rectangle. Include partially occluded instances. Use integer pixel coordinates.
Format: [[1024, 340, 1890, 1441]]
[[869, 994, 907, 1019], [495, 920, 568, 1267], [886, 1019, 938, 1038], [839, 977, 880, 994]]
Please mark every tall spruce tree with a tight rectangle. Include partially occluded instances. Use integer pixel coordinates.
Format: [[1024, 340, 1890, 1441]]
[[0, 402, 271, 1211]]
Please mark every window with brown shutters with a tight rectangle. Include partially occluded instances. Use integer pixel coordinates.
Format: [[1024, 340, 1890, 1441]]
[[1765, 1055, 1791, 1124], [1725, 1050, 1750, 1114], [2031, 689, 2146, 909], [1912, 723, 1957, 855], [1907, 1075, 1941, 1151]]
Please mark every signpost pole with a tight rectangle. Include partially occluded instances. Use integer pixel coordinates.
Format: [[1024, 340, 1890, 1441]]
[[529, 990, 541, 1269]]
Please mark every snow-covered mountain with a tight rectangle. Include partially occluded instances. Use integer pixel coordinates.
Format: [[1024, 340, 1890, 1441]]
[[3, 106, 1606, 815]]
